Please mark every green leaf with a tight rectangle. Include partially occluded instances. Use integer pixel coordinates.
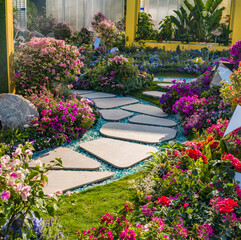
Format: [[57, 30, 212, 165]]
[[186, 208, 194, 214]]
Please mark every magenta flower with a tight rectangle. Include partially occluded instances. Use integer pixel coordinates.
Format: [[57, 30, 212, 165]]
[[1, 191, 10, 201]]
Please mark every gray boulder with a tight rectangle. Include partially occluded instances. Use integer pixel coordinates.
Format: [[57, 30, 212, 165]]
[[0, 93, 39, 130]]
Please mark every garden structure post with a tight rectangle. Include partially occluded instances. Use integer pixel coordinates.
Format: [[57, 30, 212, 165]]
[[125, 0, 140, 45], [230, 0, 241, 45], [0, 0, 15, 93]]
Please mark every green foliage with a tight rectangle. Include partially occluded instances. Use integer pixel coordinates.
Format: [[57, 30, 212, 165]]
[[79, 55, 153, 95], [54, 22, 72, 40], [136, 12, 158, 41], [70, 28, 94, 47], [170, 0, 225, 43], [158, 16, 174, 42]]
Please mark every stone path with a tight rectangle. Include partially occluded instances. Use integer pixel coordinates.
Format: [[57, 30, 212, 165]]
[[142, 91, 166, 98], [35, 90, 180, 194], [80, 138, 158, 168]]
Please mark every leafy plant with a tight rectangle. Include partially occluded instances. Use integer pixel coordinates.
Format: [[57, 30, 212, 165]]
[[136, 12, 158, 41], [158, 16, 174, 42], [170, 0, 225, 43]]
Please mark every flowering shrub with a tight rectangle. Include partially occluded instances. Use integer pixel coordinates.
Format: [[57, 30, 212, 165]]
[[15, 37, 83, 93], [223, 41, 241, 69], [71, 27, 94, 46], [34, 15, 57, 36], [172, 95, 231, 134], [74, 55, 152, 95], [91, 12, 106, 29], [220, 62, 241, 110], [96, 19, 118, 49], [54, 22, 72, 40], [25, 87, 96, 151], [160, 68, 215, 113], [0, 143, 61, 238]]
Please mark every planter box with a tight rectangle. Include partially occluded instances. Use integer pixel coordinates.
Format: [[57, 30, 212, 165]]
[[127, 41, 230, 51]]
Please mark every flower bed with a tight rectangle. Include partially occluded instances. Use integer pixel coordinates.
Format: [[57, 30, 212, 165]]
[[0, 87, 97, 152], [77, 120, 241, 239]]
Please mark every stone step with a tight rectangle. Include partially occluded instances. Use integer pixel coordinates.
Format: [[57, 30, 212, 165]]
[[142, 91, 166, 98], [30, 147, 101, 170], [73, 90, 95, 95], [129, 115, 177, 127], [79, 138, 158, 169], [79, 92, 116, 99], [157, 83, 175, 89], [44, 171, 114, 195], [93, 97, 139, 109], [121, 104, 168, 118], [99, 109, 134, 121], [100, 122, 177, 144]]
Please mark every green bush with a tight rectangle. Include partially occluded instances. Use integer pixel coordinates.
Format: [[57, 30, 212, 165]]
[[76, 55, 153, 95]]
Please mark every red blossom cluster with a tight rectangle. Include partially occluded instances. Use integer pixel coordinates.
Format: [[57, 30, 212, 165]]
[[217, 198, 239, 214], [186, 149, 207, 164], [158, 196, 171, 206], [223, 153, 241, 172]]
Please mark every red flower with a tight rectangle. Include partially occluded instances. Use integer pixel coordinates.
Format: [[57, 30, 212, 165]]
[[186, 149, 202, 160], [157, 196, 171, 206], [219, 205, 234, 214], [217, 198, 238, 214], [210, 141, 219, 150], [183, 203, 189, 207]]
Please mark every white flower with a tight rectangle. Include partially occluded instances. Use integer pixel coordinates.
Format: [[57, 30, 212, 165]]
[[34, 160, 42, 167]]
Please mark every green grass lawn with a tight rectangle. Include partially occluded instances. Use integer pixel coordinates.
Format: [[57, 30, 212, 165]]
[[55, 172, 142, 239]]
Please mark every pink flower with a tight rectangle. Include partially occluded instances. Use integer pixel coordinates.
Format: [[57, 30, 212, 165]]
[[10, 172, 19, 179], [25, 149, 33, 156], [1, 191, 10, 201]]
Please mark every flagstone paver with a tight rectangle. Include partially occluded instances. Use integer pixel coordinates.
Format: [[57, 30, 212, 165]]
[[44, 171, 114, 194], [79, 92, 116, 99], [129, 115, 177, 127], [94, 97, 139, 109], [73, 90, 95, 95], [99, 109, 134, 121], [121, 104, 168, 118], [79, 138, 158, 168], [100, 122, 177, 144], [157, 83, 175, 88], [29, 147, 101, 170], [142, 91, 166, 98]]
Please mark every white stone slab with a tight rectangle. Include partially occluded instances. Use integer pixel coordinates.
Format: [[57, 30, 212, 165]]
[[162, 78, 182, 83], [121, 104, 168, 118], [129, 115, 177, 127], [73, 90, 94, 95], [157, 83, 175, 88], [100, 122, 177, 144], [94, 97, 139, 109], [44, 171, 114, 194], [79, 92, 116, 99], [79, 138, 158, 168], [30, 147, 100, 170], [142, 91, 166, 98], [100, 109, 134, 121]]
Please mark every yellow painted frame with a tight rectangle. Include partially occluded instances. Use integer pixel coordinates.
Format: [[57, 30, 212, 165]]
[[0, 0, 15, 93], [125, 0, 241, 50]]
